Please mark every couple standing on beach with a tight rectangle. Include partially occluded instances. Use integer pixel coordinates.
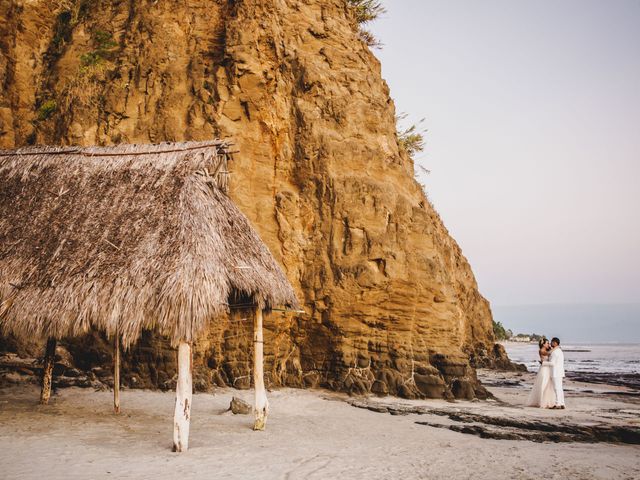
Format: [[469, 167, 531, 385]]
[[526, 337, 566, 409]]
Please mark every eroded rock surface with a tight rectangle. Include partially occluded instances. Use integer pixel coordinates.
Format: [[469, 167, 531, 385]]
[[1, 0, 507, 398]]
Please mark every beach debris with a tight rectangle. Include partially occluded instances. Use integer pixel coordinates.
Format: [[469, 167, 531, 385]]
[[230, 396, 253, 415]]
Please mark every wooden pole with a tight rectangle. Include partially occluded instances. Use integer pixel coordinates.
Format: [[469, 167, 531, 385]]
[[253, 308, 268, 431], [172, 342, 192, 452], [113, 328, 120, 414], [40, 337, 57, 405]]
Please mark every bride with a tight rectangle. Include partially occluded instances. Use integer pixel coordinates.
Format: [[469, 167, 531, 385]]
[[526, 338, 556, 408]]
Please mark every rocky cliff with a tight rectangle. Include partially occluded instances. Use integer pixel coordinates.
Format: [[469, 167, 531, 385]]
[[0, 0, 509, 399]]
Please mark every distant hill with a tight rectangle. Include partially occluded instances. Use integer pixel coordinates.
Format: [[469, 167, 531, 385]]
[[493, 303, 640, 343]]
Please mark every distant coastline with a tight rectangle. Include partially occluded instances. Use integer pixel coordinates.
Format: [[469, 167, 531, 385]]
[[501, 339, 541, 345], [492, 303, 640, 343]]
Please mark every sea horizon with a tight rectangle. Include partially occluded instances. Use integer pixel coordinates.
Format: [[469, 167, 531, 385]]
[[492, 302, 640, 343]]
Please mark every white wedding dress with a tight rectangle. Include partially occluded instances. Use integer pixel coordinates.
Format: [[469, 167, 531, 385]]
[[526, 354, 556, 408]]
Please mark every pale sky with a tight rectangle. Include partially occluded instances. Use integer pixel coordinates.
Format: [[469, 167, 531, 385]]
[[371, 0, 640, 306]]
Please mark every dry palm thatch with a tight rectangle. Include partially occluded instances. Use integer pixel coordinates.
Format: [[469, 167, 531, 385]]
[[0, 141, 299, 348]]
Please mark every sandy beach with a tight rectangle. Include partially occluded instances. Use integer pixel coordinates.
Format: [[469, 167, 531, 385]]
[[1, 370, 639, 480]]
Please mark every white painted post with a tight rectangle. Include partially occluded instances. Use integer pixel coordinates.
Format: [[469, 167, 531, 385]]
[[253, 308, 268, 431], [172, 342, 193, 452]]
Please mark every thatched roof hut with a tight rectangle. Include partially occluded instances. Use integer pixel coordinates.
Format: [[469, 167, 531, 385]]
[[0, 140, 299, 451], [0, 140, 298, 345]]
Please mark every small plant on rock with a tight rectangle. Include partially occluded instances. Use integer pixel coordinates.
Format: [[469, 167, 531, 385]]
[[396, 113, 427, 158], [80, 30, 117, 68], [347, 0, 386, 48], [348, 0, 386, 24], [37, 99, 57, 120]]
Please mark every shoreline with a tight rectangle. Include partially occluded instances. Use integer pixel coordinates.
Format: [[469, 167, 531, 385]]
[[501, 342, 640, 391], [500, 340, 640, 347]]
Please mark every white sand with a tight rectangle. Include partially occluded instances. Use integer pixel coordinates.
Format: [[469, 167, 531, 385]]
[[1, 372, 639, 480]]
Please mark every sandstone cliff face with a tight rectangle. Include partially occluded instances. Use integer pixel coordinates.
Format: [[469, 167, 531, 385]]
[[0, 0, 505, 398]]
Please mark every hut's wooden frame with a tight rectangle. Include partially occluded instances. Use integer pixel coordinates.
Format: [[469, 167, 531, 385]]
[[0, 140, 299, 451]]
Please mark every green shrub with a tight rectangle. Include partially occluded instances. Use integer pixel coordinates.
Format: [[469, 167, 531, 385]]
[[80, 51, 102, 67], [493, 320, 510, 341], [37, 99, 57, 120], [396, 113, 426, 158], [80, 30, 117, 67], [348, 0, 386, 24], [347, 0, 386, 48], [93, 30, 117, 49], [357, 29, 383, 48]]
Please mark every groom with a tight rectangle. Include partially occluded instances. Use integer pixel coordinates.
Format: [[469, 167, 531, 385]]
[[548, 337, 565, 409]]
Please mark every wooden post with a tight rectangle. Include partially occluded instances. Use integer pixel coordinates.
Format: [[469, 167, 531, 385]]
[[253, 308, 268, 431], [113, 328, 120, 414], [40, 337, 57, 405], [172, 342, 192, 452]]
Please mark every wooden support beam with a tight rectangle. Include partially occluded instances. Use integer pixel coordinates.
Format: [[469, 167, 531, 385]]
[[114, 328, 120, 414], [172, 342, 192, 452], [39, 337, 57, 405], [253, 308, 268, 431]]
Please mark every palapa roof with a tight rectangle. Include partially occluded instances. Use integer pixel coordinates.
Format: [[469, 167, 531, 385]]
[[0, 141, 299, 347]]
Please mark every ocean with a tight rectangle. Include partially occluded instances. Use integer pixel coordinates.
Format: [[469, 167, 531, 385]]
[[503, 342, 640, 375]]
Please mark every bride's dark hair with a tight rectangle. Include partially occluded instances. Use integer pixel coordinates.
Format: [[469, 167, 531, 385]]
[[538, 338, 548, 349]]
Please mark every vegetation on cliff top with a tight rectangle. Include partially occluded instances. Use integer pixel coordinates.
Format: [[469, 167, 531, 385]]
[[347, 0, 386, 48], [348, 0, 386, 23], [347, 2, 430, 175]]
